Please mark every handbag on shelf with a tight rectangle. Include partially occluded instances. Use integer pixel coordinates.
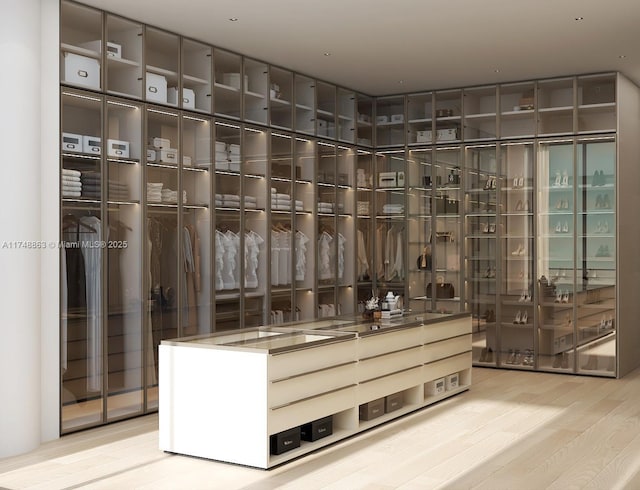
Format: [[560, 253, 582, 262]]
[[426, 275, 455, 299], [416, 246, 431, 270]]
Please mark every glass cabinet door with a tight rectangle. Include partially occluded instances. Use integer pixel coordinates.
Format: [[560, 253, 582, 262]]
[[213, 121, 242, 330], [434, 90, 462, 143], [269, 67, 293, 129], [407, 92, 433, 145], [433, 147, 462, 314], [464, 144, 498, 365], [576, 137, 616, 375], [499, 142, 535, 369], [295, 74, 316, 135], [105, 14, 143, 99], [105, 99, 143, 420], [577, 74, 616, 134], [293, 138, 316, 320], [317, 82, 337, 139], [317, 142, 337, 317], [336, 146, 356, 314], [463, 86, 497, 141], [181, 114, 212, 336], [214, 49, 242, 119], [499, 82, 535, 139], [145, 107, 180, 409], [243, 58, 268, 125], [338, 89, 356, 143], [60, 1, 102, 91], [356, 95, 373, 147], [182, 38, 212, 113], [407, 148, 433, 312], [61, 89, 104, 432], [144, 27, 179, 107], [243, 126, 268, 327], [374, 150, 407, 297], [269, 131, 294, 324], [537, 78, 575, 136], [537, 140, 575, 371], [355, 149, 374, 312], [376, 96, 405, 146]]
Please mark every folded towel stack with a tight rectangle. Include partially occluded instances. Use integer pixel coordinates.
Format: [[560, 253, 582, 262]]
[[62, 169, 82, 197]]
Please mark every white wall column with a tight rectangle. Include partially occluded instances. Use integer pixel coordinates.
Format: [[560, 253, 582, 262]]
[[0, 0, 59, 458]]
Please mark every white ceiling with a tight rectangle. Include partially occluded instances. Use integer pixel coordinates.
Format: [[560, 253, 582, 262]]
[[77, 0, 640, 96]]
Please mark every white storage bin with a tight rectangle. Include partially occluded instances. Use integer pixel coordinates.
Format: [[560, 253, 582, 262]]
[[446, 372, 459, 390], [425, 377, 445, 395], [107, 139, 130, 158], [79, 40, 122, 58], [146, 72, 168, 104], [183, 155, 192, 167], [64, 53, 100, 89], [167, 87, 194, 108], [215, 141, 227, 152], [391, 114, 404, 123], [416, 130, 433, 143], [437, 128, 457, 141], [158, 148, 178, 164], [82, 135, 101, 155], [376, 115, 389, 124], [61, 132, 83, 153], [149, 137, 171, 149], [147, 148, 157, 162]]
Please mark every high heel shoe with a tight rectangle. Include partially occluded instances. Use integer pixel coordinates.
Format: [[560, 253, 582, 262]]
[[555, 222, 562, 233], [523, 200, 530, 211], [518, 176, 524, 188], [562, 221, 569, 233], [513, 311, 522, 324], [482, 222, 489, 233], [515, 200, 523, 211], [553, 171, 561, 187], [602, 194, 611, 209], [489, 223, 496, 233], [520, 311, 528, 324], [561, 170, 569, 187], [512, 243, 524, 256]]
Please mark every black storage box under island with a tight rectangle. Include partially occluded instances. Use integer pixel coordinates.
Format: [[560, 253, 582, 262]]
[[301, 415, 333, 442], [270, 427, 301, 455], [385, 392, 404, 413], [359, 398, 385, 421]]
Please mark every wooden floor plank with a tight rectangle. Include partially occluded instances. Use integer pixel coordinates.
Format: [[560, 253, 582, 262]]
[[3, 367, 640, 489]]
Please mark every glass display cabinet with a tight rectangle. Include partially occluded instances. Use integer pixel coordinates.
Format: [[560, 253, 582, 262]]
[[269, 67, 293, 130], [537, 77, 574, 136], [105, 14, 143, 99], [145, 27, 179, 107], [376, 96, 405, 146], [213, 49, 242, 119], [407, 92, 433, 145], [355, 149, 374, 312], [243, 58, 269, 125], [356, 95, 373, 147], [295, 74, 316, 135]]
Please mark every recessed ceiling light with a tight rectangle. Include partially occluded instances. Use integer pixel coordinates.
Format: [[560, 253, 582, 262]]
[[574, 16, 584, 21], [398, 80, 404, 84], [324, 52, 331, 56], [494, 69, 500, 73], [619, 54, 627, 59], [229, 17, 238, 21]]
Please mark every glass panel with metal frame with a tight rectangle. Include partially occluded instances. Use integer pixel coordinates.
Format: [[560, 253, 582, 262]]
[[499, 81, 535, 139], [269, 66, 293, 130], [577, 74, 616, 134], [316, 82, 337, 139], [537, 77, 574, 136], [105, 98, 143, 420], [214, 49, 242, 119], [376, 96, 405, 146], [337, 88, 356, 143], [465, 144, 498, 366], [105, 14, 143, 99], [355, 149, 375, 313], [244, 58, 268, 125], [294, 74, 316, 135], [317, 142, 338, 317], [407, 92, 433, 145], [60, 89, 104, 432], [145, 27, 179, 108], [433, 146, 463, 314], [336, 145, 356, 314], [463, 86, 497, 141], [575, 137, 616, 375], [434, 90, 462, 143], [292, 137, 316, 321], [356, 94, 374, 147], [536, 139, 575, 371], [181, 38, 212, 113], [499, 141, 535, 369]]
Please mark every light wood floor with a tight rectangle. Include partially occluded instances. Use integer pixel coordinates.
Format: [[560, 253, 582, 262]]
[[3, 367, 640, 489]]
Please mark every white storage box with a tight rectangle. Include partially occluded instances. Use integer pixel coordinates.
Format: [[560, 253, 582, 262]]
[[376, 115, 389, 124], [446, 373, 459, 390], [391, 114, 404, 123], [378, 171, 404, 188], [416, 130, 433, 143], [146, 72, 168, 104], [83, 135, 101, 155], [64, 53, 100, 89], [222, 72, 248, 91], [183, 155, 192, 167], [228, 144, 240, 156], [437, 128, 458, 141], [107, 139, 130, 158], [215, 141, 227, 152], [167, 87, 195, 109], [147, 148, 157, 162], [158, 148, 178, 164], [61, 132, 83, 153], [149, 137, 171, 149], [317, 119, 328, 136], [80, 40, 122, 58], [425, 377, 445, 395]]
